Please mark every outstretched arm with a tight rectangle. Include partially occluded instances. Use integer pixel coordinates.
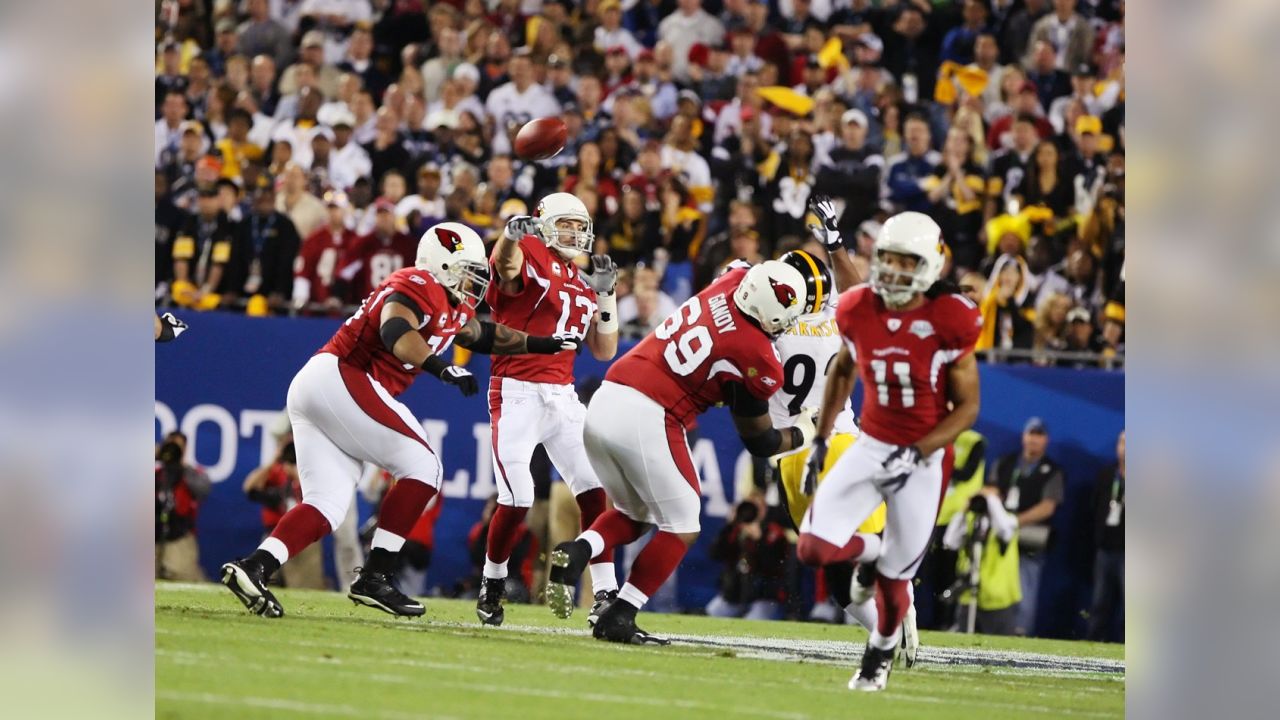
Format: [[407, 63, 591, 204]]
[[808, 195, 864, 290], [583, 254, 620, 361], [492, 215, 540, 293], [455, 316, 582, 356]]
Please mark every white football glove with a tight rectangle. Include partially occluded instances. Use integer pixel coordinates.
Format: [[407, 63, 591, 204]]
[[583, 254, 618, 295], [880, 445, 923, 492], [807, 194, 843, 250], [504, 214, 541, 243]]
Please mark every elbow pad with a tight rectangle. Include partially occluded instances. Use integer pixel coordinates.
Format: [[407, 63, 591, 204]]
[[379, 316, 415, 352]]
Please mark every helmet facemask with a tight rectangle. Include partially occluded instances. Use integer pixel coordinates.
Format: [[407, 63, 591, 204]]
[[541, 215, 593, 258], [446, 260, 491, 309], [870, 250, 933, 308]]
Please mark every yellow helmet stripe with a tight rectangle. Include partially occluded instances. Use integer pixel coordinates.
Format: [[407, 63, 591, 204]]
[[793, 250, 824, 312]]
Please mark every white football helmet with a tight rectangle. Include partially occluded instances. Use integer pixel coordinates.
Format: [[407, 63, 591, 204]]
[[732, 260, 809, 336], [535, 192, 594, 257], [869, 211, 945, 307], [416, 222, 490, 308]]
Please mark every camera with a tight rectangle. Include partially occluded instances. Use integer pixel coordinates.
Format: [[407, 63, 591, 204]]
[[157, 440, 184, 467], [280, 441, 297, 465], [733, 500, 760, 524]]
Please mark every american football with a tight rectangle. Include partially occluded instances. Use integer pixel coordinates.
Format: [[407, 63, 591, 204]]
[[515, 117, 569, 161]]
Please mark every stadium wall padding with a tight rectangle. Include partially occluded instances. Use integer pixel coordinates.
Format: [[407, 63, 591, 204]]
[[156, 310, 1123, 638]]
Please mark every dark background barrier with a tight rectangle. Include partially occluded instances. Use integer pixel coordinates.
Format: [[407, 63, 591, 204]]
[[156, 310, 1123, 637]]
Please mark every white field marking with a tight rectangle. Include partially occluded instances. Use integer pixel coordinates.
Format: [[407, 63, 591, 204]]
[[155, 690, 452, 720], [869, 690, 1119, 719]]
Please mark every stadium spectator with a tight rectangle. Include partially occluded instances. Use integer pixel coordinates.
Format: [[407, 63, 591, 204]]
[[1023, 40, 1072, 113], [156, 91, 190, 166], [983, 417, 1064, 636], [1032, 292, 1074, 361], [249, 54, 282, 118], [658, 0, 726, 82], [486, 49, 561, 156], [977, 253, 1035, 353], [940, 0, 993, 65], [331, 197, 416, 302], [1025, 0, 1092, 72], [987, 85, 1053, 151], [226, 186, 301, 312], [276, 163, 328, 239], [706, 496, 790, 620], [155, 41, 189, 114], [171, 186, 237, 308], [241, 435, 323, 588], [812, 109, 881, 240], [155, 432, 211, 582], [205, 19, 240, 78], [237, 0, 293, 70], [1012, 140, 1076, 246], [1061, 306, 1103, 367], [878, 3, 942, 103], [215, 109, 264, 183], [1000, 0, 1049, 65], [293, 190, 358, 312], [883, 113, 939, 213], [1087, 430, 1125, 641], [924, 127, 986, 271]]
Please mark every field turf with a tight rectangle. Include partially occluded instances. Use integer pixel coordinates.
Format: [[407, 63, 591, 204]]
[[156, 583, 1124, 720]]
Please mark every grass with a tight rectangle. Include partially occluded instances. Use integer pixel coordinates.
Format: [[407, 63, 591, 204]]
[[156, 583, 1124, 720]]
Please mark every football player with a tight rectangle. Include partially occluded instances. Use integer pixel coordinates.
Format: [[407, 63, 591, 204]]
[[220, 222, 578, 619], [154, 312, 188, 342], [798, 212, 982, 691], [545, 258, 829, 644], [477, 193, 621, 627]]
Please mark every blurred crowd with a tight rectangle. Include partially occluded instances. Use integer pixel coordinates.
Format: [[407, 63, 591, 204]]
[[154, 0, 1124, 367]]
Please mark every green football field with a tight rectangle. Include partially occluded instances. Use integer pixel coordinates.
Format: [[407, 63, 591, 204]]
[[155, 583, 1124, 720]]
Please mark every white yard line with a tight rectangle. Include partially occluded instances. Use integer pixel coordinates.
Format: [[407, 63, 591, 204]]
[[155, 690, 451, 720]]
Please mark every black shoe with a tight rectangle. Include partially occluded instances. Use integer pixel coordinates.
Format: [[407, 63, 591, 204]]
[[850, 560, 878, 605], [476, 577, 506, 626], [347, 567, 424, 617], [546, 540, 592, 619], [592, 601, 670, 646], [587, 589, 618, 628], [850, 644, 895, 692], [220, 558, 284, 618]]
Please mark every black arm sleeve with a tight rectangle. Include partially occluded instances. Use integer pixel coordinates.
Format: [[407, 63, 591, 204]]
[[385, 292, 424, 323], [724, 381, 769, 416], [379, 316, 415, 352], [456, 320, 497, 353]]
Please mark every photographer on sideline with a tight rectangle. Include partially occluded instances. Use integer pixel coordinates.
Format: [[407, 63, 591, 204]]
[[706, 495, 790, 620], [243, 434, 324, 588], [155, 431, 211, 581]]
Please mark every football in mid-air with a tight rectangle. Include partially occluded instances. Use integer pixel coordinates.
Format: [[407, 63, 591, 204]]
[[514, 117, 568, 161]]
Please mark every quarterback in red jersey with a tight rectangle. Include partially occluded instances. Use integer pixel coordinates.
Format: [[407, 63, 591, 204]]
[[220, 222, 578, 619], [798, 211, 982, 692], [547, 258, 834, 645], [476, 192, 622, 627]]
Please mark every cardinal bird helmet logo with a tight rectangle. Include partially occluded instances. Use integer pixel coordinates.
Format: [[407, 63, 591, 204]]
[[436, 227, 465, 253], [768, 277, 798, 307]]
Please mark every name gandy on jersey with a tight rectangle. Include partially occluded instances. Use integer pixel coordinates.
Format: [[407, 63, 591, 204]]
[[707, 292, 738, 333]]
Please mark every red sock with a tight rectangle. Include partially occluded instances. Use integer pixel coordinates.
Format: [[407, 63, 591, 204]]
[[795, 533, 866, 566], [376, 478, 438, 539], [575, 488, 615, 564], [486, 504, 529, 563], [588, 508, 648, 551], [627, 531, 688, 597], [874, 575, 912, 637], [269, 503, 331, 557]]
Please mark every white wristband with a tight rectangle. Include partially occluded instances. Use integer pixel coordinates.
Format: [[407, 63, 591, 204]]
[[595, 292, 618, 335]]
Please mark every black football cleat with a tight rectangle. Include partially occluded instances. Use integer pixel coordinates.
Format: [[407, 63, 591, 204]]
[[850, 644, 896, 692], [546, 539, 592, 619], [476, 577, 507, 626], [587, 589, 619, 628], [347, 567, 424, 617], [592, 600, 670, 646], [220, 558, 284, 618]]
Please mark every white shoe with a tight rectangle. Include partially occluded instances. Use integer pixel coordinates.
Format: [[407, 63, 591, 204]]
[[900, 604, 920, 668]]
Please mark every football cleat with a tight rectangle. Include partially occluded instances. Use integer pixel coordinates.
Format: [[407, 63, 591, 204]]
[[587, 589, 619, 628], [850, 645, 895, 692], [546, 539, 592, 619], [476, 577, 507, 626], [900, 603, 920, 668], [592, 601, 670, 646], [347, 567, 425, 617], [220, 559, 284, 618]]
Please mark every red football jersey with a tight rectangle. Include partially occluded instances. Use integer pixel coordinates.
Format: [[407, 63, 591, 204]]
[[294, 225, 359, 306], [606, 268, 784, 429], [319, 267, 471, 396], [486, 235, 598, 384], [335, 231, 418, 302], [835, 285, 982, 446]]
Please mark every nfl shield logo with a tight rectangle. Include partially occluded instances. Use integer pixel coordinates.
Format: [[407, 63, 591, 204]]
[[887, 318, 902, 332]]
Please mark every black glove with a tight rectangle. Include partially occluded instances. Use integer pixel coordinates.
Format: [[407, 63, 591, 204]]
[[527, 333, 582, 354], [156, 312, 188, 342], [583, 254, 618, 295], [439, 365, 479, 396], [807, 195, 842, 251], [803, 437, 827, 495], [881, 445, 923, 492]]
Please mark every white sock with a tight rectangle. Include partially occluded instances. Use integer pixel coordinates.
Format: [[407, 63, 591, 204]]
[[259, 537, 290, 565], [580, 530, 605, 558], [868, 627, 900, 651], [483, 558, 509, 580], [588, 562, 618, 593], [855, 533, 882, 563], [370, 527, 405, 553], [845, 598, 879, 632], [617, 582, 649, 610]]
